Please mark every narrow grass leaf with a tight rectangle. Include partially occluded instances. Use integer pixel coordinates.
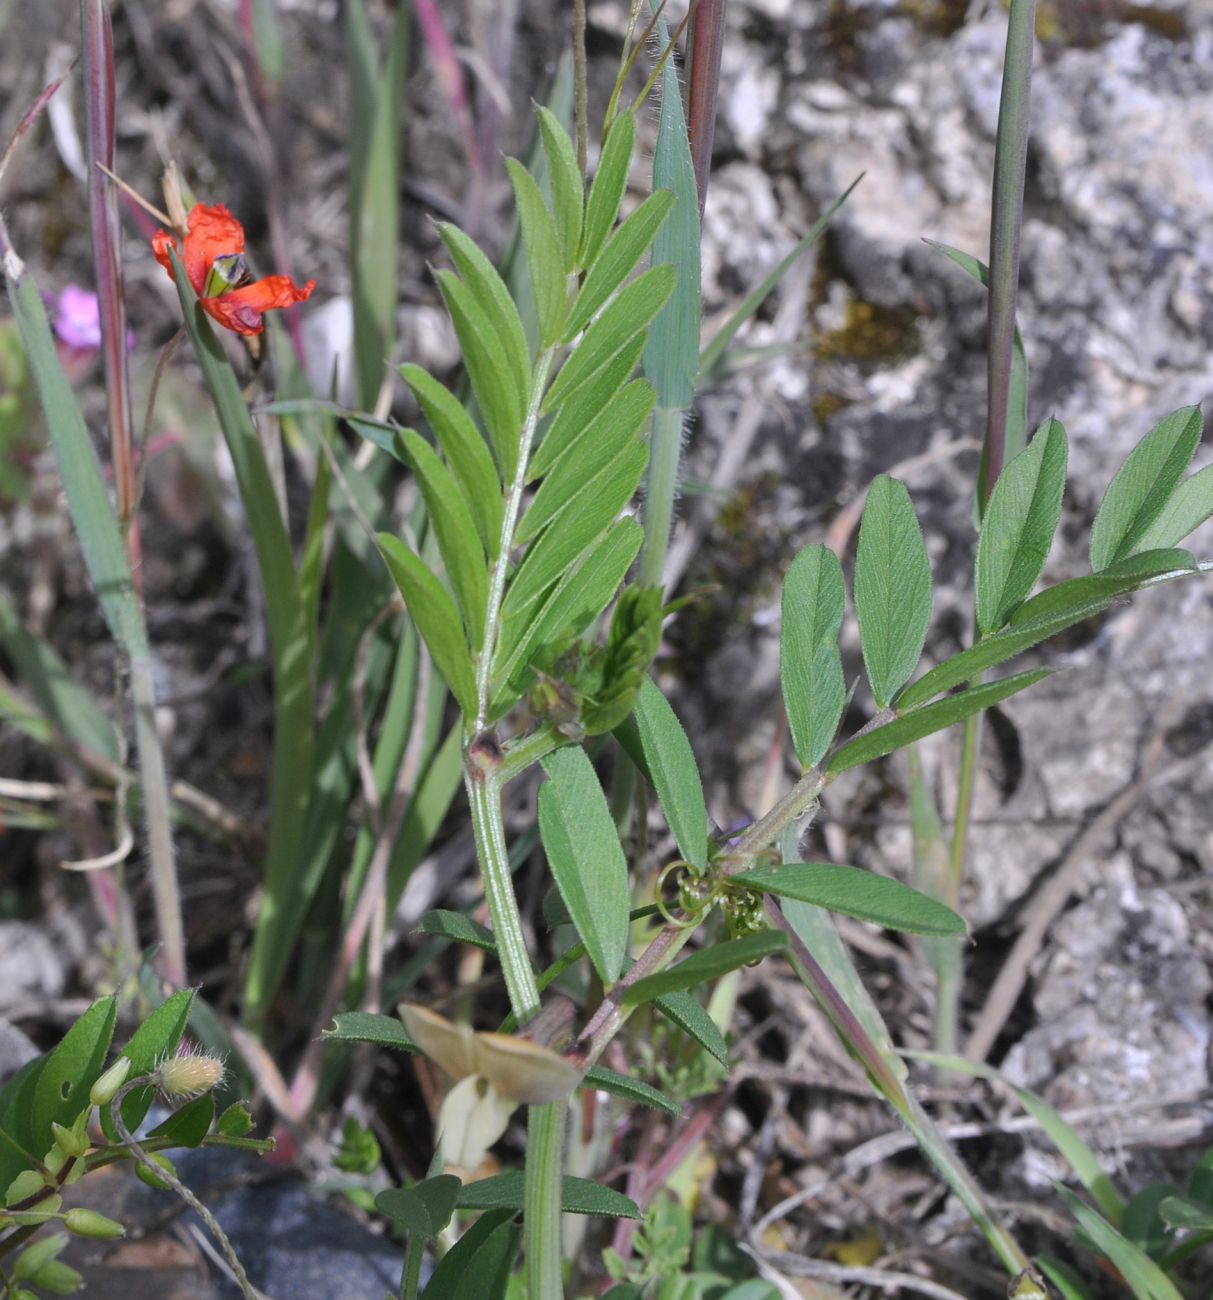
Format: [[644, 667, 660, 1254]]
[[536, 106, 583, 270], [897, 599, 1114, 709], [399, 429, 487, 648], [624, 932, 788, 1005], [700, 177, 861, 379], [457, 1172, 641, 1220], [436, 270, 522, 481], [418, 910, 498, 954], [401, 363, 502, 556], [529, 334, 646, 480], [1135, 462, 1213, 551], [387, 721, 464, 913], [544, 265, 675, 412], [908, 1052, 1124, 1224], [538, 747, 630, 983], [1090, 406, 1203, 570], [1055, 1186, 1184, 1300], [829, 669, 1050, 774], [506, 158, 567, 346], [854, 476, 932, 708], [582, 1066, 681, 1117], [494, 518, 642, 696], [437, 224, 531, 398], [1037, 1257, 1095, 1300], [518, 381, 654, 543], [976, 418, 1068, 633], [322, 1011, 418, 1051], [633, 677, 708, 870], [562, 190, 674, 342], [781, 543, 845, 768], [581, 110, 635, 268], [653, 991, 729, 1063], [734, 864, 965, 937], [1159, 1195, 1213, 1231], [378, 534, 477, 718]]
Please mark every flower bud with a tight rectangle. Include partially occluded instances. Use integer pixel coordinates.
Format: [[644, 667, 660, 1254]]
[[155, 1050, 224, 1100], [24, 1258, 82, 1294], [64, 1207, 126, 1239], [12, 1231, 68, 1281], [89, 1056, 132, 1107], [51, 1120, 89, 1160]]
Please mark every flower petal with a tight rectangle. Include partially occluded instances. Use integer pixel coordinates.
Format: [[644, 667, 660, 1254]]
[[182, 204, 246, 294], [202, 274, 316, 336], [437, 1075, 515, 1170]]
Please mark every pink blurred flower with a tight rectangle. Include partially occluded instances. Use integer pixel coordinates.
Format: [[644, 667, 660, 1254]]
[[50, 284, 135, 352]]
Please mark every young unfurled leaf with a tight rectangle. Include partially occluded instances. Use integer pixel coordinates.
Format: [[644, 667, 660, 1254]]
[[854, 476, 932, 709], [377, 534, 477, 718], [579, 587, 664, 735], [437, 224, 531, 398], [562, 190, 674, 342], [539, 747, 630, 983], [401, 363, 503, 557], [506, 158, 567, 347], [632, 676, 708, 870], [781, 543, 845, 768], [830, 669, 1049, 774], [731, 863, 965, 937], [543, 265, 675, 414], [1089, 405, 1203, 571], [536, 107, 583, 271], [976, 418, 1068, 633], [581, 110, 635, 269], [399, 430, 487, 650], [435, 270, 523, 482]]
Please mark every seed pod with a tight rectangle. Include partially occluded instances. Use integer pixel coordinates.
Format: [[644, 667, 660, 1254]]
[[65, 1207, 126, 1239], [134, 1152, 176, 1191]]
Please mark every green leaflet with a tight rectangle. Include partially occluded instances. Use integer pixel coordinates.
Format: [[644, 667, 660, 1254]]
[[1089, 405, 1202, 570], [377, 533, 477, 719], [732, 863, 965, 937], [780, 543, 846, 768], [536, 107, 584, 270], [506, 158, 567, 347], [457, 1172, 641, 1220], [580, 110, 635, 268], [976, 418, 1068, 633], [829, 669, 1050, 774], [401, 363, 503, 558], [539, 747, 630, 983], [1135, 461, 1213, 550], [854, 476, 932, 709], [623, 932, 789, 1005], [563, 190, 674, 342], [632, 677, 708, 870]]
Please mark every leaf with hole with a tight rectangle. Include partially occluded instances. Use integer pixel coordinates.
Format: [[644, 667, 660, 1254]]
[[854, 476, 932, 708], [976, 418, 1068, 633], [538, 746, 630, 983], [322, 1011, 418, 1052], [377, 534, 477, 718], [1090, 406, 1203, 570], [32, 996, 116, 1169], [781, 543, 845, 768], [733, 863, 965, 936]]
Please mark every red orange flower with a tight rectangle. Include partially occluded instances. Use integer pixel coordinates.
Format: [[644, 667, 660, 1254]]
[[152, 203, 315, 336]]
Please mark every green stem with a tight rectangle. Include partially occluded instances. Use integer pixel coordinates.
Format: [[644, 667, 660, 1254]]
[[466, 770, 539, 1021], [400, 1235, 426, 1300], [638, 404, 685, 589], [525, 1101, 567, 1300]]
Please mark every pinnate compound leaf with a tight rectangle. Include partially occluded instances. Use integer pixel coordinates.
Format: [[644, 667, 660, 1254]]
[[633, 677, 708, 870], [1135, 461, 1213, 551], [401, 363, 502, 557], [436, 224, 530, 399], [1089, 405, 1203, 570], [543, 265, 676, 413], [581, 110, 635, 268], [322, 1011, 418, 1051], [457, 1172, 641, 1219], [506, 158, 567, 346], [102, 987, 195, 1142], [854, 476, 932, 708], [623, 932, 789, 1006], [563, 190, 674, 342], [376, 1174, 461, 1240], [518, 380, 654, 543], [538, 747, 630, 983], [536, 107, 583, 271], [781, 543, 845, 768], [732, 864, 965, 937], [976, 418, 1068, 633], [653, 991, 729, 1063], [583, 1066, 681, 1117], [377, 534, 477, 718], [829, 669, 1050, 774], [529, 335, 646, 481], [436, 270, 522, 482]]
